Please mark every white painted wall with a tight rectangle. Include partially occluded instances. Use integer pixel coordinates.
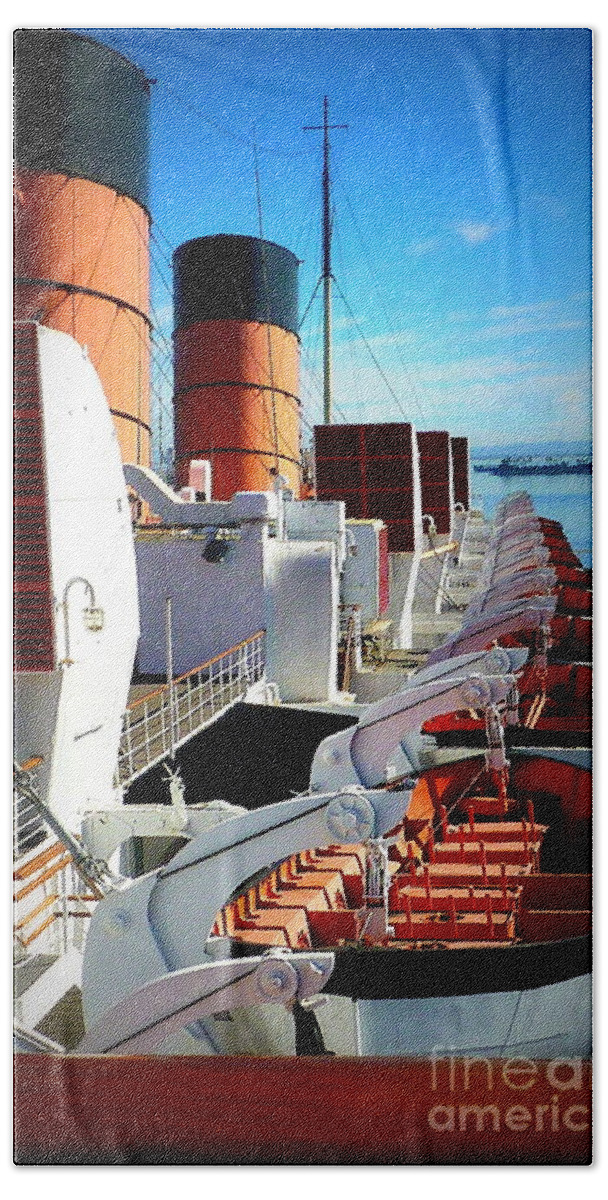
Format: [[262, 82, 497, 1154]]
[[341, 520, 384, 623], [135, 524, 267, 676], [284, 499, 347, 571], [264, 539, 339, 703]]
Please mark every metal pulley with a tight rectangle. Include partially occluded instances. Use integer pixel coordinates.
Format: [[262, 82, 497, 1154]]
[[484, 704, 510, 811], [484, 704, 508, 773], [532, 620, 551, 674], [505, 683, 520, 727], [255, 955, 300, 1002], [325, 790, 376, 843], [361, 837, 393, 943]]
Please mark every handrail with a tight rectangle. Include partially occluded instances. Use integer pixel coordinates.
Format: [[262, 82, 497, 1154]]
[[127, 629, 266, 710], [14, 855, 73, 903], [172, 629, 265, 685], [117, 629, 266, 786], [14, 892, 57, 931], [13, 841, 66, 881]]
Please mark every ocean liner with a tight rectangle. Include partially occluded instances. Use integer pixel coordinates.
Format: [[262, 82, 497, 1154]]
[[13, 29, 591, 1163]]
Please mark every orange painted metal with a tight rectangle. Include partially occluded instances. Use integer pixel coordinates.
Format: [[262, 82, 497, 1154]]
[[174, 318, 301, 498], [14, 168, 150, 466], [13, 840, 66, 881], [14, 855, 73, 903]]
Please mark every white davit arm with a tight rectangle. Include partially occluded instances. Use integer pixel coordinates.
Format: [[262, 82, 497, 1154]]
[[426, 602, 555, 665], [464, 589, 557, 625], [75, 951, 334, 1056], [81, 785, 405, 1030], [469, 567, 557, 616], [405, 645, 529, 688], [310, 672, 514, 792], [459, 593, 557, 629], [478, 543, 550, 588], [492, 543, 551, 573], [493, 524, 544, 549], [494, 492, 534, 523]]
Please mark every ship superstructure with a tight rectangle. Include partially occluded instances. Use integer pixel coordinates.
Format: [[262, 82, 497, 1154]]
[[13, 30, 590, 1085]]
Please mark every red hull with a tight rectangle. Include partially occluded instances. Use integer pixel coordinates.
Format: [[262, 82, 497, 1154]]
[[14, 1053, 591, 1165]]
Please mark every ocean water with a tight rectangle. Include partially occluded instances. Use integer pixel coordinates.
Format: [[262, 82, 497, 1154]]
[[471, 468, 592, 568]]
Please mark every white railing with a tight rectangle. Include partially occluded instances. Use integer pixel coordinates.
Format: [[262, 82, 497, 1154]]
[[13, 770, 98, 1037], [116, 629, 266, 786], [13, 833, 96, 963]]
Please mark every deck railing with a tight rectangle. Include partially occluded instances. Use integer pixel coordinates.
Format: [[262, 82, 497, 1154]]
[[116, 629, 266, 786], [13, 631, 266, 1007], [13, 831, 96, 963]]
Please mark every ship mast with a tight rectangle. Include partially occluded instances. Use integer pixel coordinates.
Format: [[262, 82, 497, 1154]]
[[304, 97, 348, 424]]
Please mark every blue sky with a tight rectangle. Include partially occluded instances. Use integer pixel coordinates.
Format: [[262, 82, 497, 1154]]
[[81, 27, 592, 456]]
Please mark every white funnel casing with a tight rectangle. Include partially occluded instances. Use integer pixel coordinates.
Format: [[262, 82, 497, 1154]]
[[14, 325, 140, 834]]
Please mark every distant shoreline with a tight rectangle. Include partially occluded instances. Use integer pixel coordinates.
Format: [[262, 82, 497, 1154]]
[[471, 440, 591, 462], [473, 458, 591, 478]]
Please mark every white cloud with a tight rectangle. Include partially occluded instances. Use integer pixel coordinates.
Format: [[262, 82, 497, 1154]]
[[407, 237, 441, 256], [554, 386, 589, 409], [320, 359, 591, 444], [455, 221, 498, 244], [362, 329, 420, 350], [529, 193, 569, 221], [490, 300, 559, 319], [412, 356, 554, 386], [447, 310, 476, 323], [332, 316, 361, 333], [472, 318, 585, 341]]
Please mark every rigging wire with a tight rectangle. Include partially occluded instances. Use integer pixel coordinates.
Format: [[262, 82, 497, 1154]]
[[298, 243, 351, 426], [117, 196, 174, 301], [98, 27, 329, 135], [155, 74, 320, 159], [298, 276, 323, 333], [152, 220, 176, 255], [291, 166, 324, 264], [332, 275, 415, 425], [415, 560, 462, 613], [252, 129, 281, 476], [332, 210, 365, 418], [334, 171, 428, 423], [150, 225, 176, 270]]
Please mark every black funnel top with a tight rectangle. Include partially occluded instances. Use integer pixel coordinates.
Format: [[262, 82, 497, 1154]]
[[173, 235, 299, 336], [14, 30, 150, 210]]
